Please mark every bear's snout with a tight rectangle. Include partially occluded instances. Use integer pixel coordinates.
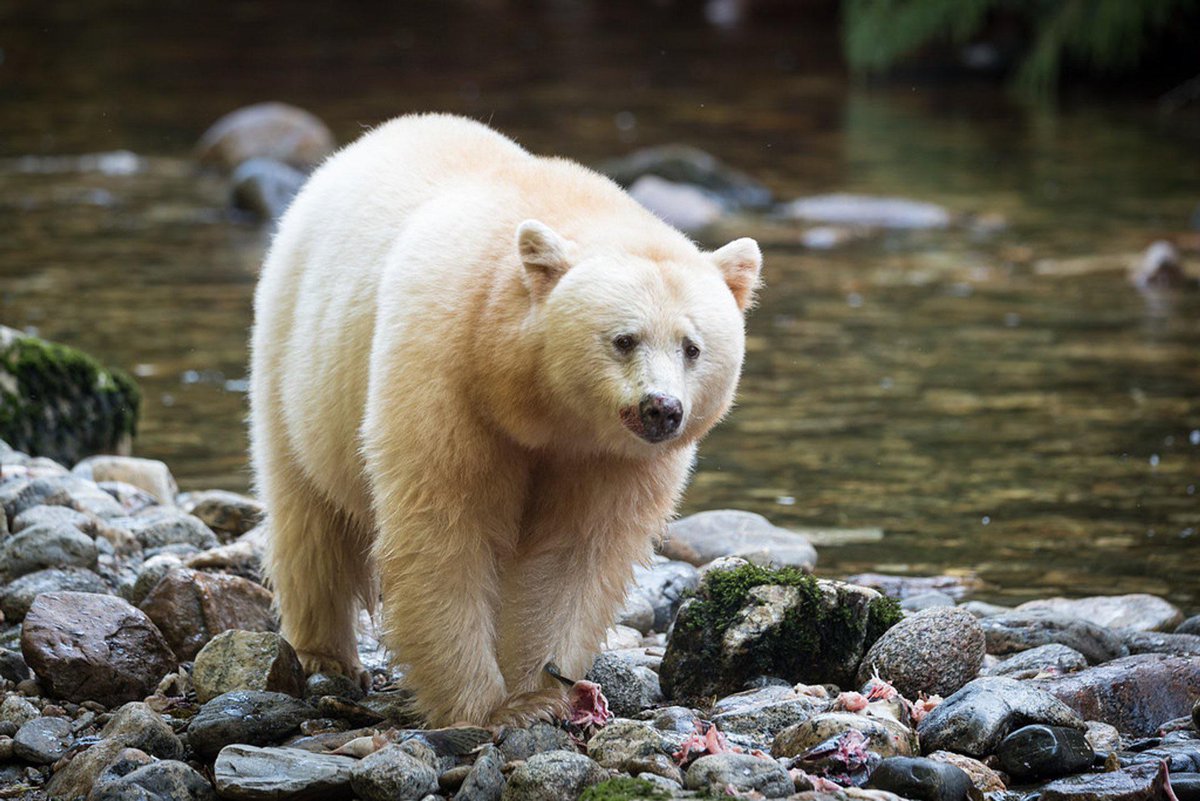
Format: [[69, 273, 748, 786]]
[[637, 392, 683, 442]]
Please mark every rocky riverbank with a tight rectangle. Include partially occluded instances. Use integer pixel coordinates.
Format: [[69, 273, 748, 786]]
[[1, 441, 1198, 801]]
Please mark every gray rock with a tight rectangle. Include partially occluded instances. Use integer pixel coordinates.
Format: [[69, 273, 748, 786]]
[[916, 676, 1085, 757], [710, 685, 829, 748], [847, 574, 982, 602], [587, 718, 686, 779], [628, 176, 724, 233], [981, 644, 1088, 679], [600, 144, 772, 209], [11, 503, 94, 535], [782, 194, 951, 229], [498, 722, 577, 762], [631, 557, 700, 631], [685, 753, 792, 797], [0, 566, 109, 621], [458, 744, 506, 801], [1017, 595, 1183, 633], [995, 724, 1094, 781], [978, 610, 1129, 664], [97, 480, 162, 515], [959, 601, 1011, 618], [2, 473, 126, 521], [130, 553, 186, 605], [1176, 614, 1200, 636], [192, 630, 305, 703], [305, 671, 366, 701], [91, 759, 217, 801], [351, 743, 439, 801], [1131, 241, 1186, 290], [1120, 629, 1200, 657], [179, 490, 265, 540], [73, 456, 177, 505], [124, 509, 217, 550], [586, 652, 663, 717], [12, 715, 72, 764], [188, 690, 317, 758], [0, 695, 40, 727], [857, 606, 985, 698], [772, 711, 918, 759], [0, 522, 97, 580], [213, 743, 357, 800], [901, 591, 956, 612], [21, 591, 176, 705], [1030, 653, 1200, 737], [864, 757, 975, 801], [197, 102, 335, 172], [231, 157, 306, 221], [1040, 761, 1172, 801], [1119, 739, 1200, 774], [0, 648, 30, 683], [662, 510, 817, 570], [501, 750, 607, 801], [617, 591, 656, 634]]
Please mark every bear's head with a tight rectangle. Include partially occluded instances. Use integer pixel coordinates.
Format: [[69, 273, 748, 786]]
[[517, 219, 762, 458]]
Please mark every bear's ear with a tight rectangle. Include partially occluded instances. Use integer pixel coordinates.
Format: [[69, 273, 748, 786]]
[[517, 219, 573, 300], [711, 237, 763, 312]]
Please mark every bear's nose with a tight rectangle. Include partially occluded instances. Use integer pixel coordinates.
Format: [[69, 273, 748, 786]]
[[638, 393, 683, 442]]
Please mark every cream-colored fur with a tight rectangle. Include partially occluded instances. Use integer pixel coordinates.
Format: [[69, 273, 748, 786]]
[[249, 114, 762, 726]]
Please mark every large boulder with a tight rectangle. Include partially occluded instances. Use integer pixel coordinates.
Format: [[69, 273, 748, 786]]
[[0, 326, 140, 465], [660, 561, 901, 703]]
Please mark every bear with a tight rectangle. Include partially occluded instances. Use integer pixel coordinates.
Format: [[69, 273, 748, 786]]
[[249, 113, 763, 726]]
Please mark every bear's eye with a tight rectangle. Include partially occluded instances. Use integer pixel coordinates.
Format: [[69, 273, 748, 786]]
[[683, 338, 701, 362], [613, 334, 638, 354]]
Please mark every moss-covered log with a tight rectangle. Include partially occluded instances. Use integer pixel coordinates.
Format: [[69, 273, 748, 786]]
[[0, 326, 140, 466]]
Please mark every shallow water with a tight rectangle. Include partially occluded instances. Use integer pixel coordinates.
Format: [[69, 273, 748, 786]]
[[2, 1, 1198, 609]]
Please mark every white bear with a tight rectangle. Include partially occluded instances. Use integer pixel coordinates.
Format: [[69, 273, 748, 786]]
[[249, 114, 762, 726]]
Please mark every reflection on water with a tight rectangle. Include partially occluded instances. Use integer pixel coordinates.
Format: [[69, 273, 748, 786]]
[[1, 1, 1197, 609]]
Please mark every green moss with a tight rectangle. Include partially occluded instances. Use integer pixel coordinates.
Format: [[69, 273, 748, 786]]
[[581, 778, 672, 801]]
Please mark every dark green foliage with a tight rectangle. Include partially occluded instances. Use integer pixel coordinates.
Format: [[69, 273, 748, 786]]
[[843, 0, 1199, 95], [581, 777, 672, 801]]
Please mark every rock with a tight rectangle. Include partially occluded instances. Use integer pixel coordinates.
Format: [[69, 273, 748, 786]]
[[12, 715, 72, 764], [350, 743, 439, 801], [73, 455, 177, 505], [781, 194, 951, 229], [1120, 630, 1200, 657], [21, 591, 175, 705], [1040, 761, 1173, 801], [197, 102, 335, 172], [1017, 596, 1183, 633], [900, 591, 956, 612], [60, 748, 152, 800], [772, 711, 918, 759], [847, 575, 983, 603], [709, 685, 829, 747], [631, 558, 700, 631], [1084, 720, 1121, 753], [660, 563, 900, 703], [1120, 740, 1200, 774], [627, 176, 724, 233], [231, 157, 307, 221], [587, 719, 686, 778], [11, 503, 94, 535], [1176, 615, 1200, 636], [305, 671, 366, 701], [192, 629, 304, 702], [123, 509, 218, 550], [617, 591, 656, 634], [864, 757, 974, 801], [185, 537, 265, 582], [1195, 697, 1199, 730], [1030, 654, 1200, 737], [179, 490, 265, 539], [0, 566, 109, 621], [0, 326, 140, 466], [501, 750, 607, 801], [662, 510, 817, 570], [498, 722, 579, 762], [857, 607, 985, 698], [981, 644, 1088, 679], [603, 625, 642, 651], [97, 480, 161, 514], [995, 724, 1094, 781], [0, 522, 97, 580], [188, 690, 316, 758], [599, 144, 772, 209], [458, 744, 506, 801], [0, 648, 30, 683], [586, 652, 663, 717], [1130, 241, 1186, 290], [978, 611, 1129, 664], [916, 676, 1085, 757], [213, 743, 357, 800], [925, 751, 1006, 793], [0, 695, 39, 727], [685, 753, 792, 797], [139, 567, 275, 660], [91, 759, 217, 801]]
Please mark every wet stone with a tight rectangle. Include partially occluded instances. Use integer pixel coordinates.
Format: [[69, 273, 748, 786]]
[[305, 671, 366, 701], [500, 750, 607, 801], [45, 703, 183, 799], [586, 651, 663, 717], [0, 522, 97, 581], [631, 558, 701, 632], [0, 566, 109, 621], [12, 715, 73, 764], [0, 648, 30, 683], [139, 567, 275, 660], [1017, 595, 1183, 633], [213, 743, 357, 801], [1119, 630, 1200, 658], [187, 690, 317, 759], [123, 509, 217, 550], [1040, 761, 1173, 801], [981, 644, 1088, 680], [685, 752, 792, 797], [1084, 721, 1122, 754], [864, 756, 975, 801], [772, 711, 918, 759], [1177, 615, 1200, 636], [458, 744, 506, 801], [349, 743, 440, 801], [978, 611, 1128, 664], [709, 685, 829, 748], [926, 751, 1006, 793], [995, 724, 1094, 782], [662, 509, 817, 570], [498, 722, 576, 762], [90, 759, 216, 801], [857, 606, 985, 699], [192, 629, 305, 702]]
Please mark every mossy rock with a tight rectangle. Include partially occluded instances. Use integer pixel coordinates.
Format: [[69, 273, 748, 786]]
[[580, 777, 675, 801], [660, 563, 902, 704], [0, 326, 140, 466]]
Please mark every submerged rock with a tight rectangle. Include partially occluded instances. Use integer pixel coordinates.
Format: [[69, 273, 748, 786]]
[[232, 157, 307, 221], [629, 175, 725, 232], [856, 606, 985, 698], [214, 743, 357, 800], [662, 510, 817, 570], [600, 144, 772, 209], [781, 194, 951, 229], [196, 102, 335, 172]]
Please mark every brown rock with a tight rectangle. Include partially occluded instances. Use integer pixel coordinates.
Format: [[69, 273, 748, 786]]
[[180, 490, 265, 539], [1030, 654, 1200, 737], [196, 102, 335, 171], [927, 751, 1006, 793], [140, 568, 276, 660], [20, 592, 175, 705]]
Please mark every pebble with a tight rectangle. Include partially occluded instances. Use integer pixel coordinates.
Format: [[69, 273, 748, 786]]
[[196, 102, 335, 171], [187, 690, 317, 758], [1030, 654, 1200, 737], [12, 715, 73, 764], [1084, 720, 1122, 753], [0, 694, 40, 727], [0, 522, 98, 580], [925, 750, 1006, 793], [0, 566, 109, 621], [500, 750, 607, 801], [1040, 761, 1172, 801], [498, 722, 577, 762], [585, 651, 663, 717], [857, 606, 985, 698], [213, 743, 357, 800], [21, 591, 176, 705], [685, 752, 793, 797], [981, 643, 1088, 679], [73, 455, 178, 505], [662, 509, 817, 570], [772, 711, 918, 759], [978, 610, 1129, 664], [192, 629, 305, 702], [916, 676, 1085, 757], [709, 685, 829, 748], [90, 759, 216, 801], [1017, 595, 1184, 633], [349, 743, 441, 801], [139, 567, 275, 660], [864, 756, 975, 801], [458, 744, 506, 801], [995, 724, 1094, 781]]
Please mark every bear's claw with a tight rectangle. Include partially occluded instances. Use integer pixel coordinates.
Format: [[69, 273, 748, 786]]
[[297, 650, 371, 692]]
